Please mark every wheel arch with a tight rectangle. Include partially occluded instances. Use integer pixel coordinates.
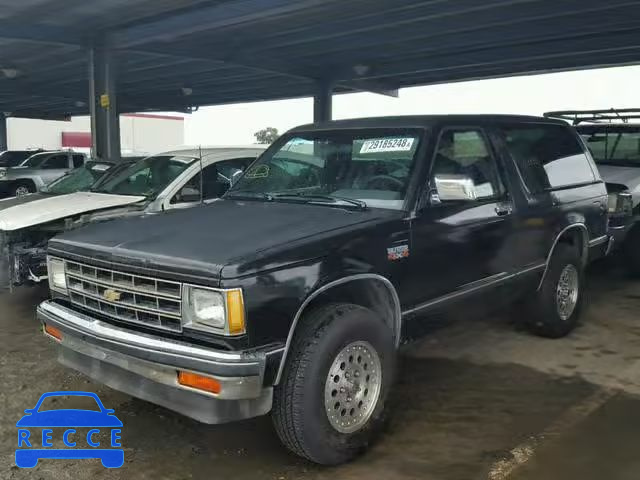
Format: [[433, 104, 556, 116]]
[[274, 274, 401, 385], [537, 223, 588, 290], [9, 178, 37, 192]]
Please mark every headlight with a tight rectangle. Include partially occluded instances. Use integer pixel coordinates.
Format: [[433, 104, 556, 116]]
[[182, 285, 245, 335], [47, 257, 67, 293], [608, 191, 633, 214], [0, 170, 6, 178]]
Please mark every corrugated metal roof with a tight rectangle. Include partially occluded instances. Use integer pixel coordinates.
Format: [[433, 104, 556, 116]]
[[0, 0, 639, 118]]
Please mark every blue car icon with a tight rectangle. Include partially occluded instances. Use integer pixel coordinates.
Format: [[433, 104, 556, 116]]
[[16, 391, 123, 468]]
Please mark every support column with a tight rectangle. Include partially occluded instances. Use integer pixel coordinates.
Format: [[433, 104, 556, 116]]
[[89, 44, 121, 161], [313, 80, 334, 123], [0, 114, 7, 151]]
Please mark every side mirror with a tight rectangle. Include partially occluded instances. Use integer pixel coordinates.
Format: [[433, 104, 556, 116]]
[[230, 169, 243, 186], [432, 174, 477, 203]]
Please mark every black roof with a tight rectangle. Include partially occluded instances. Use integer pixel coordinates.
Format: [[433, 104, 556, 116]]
[[291, 114, 567, 132], [1, 0, 639, 118]]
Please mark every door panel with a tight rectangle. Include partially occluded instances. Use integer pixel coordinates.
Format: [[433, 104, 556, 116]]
[[404, 127, 516, 309], [407, 200, 513, 307]]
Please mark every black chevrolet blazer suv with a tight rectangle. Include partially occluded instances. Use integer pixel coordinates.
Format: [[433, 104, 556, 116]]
[[38, 115, 609, 464]]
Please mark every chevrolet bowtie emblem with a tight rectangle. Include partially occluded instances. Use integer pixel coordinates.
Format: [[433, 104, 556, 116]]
[[103, 289, 122, 302]]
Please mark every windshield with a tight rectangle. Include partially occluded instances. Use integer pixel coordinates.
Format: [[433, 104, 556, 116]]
[[579, 127, 640, 166], [44, 162, 113, 195], [0, 151, 35, 167], [227, 129, 423, 210], [91, 154, 197, 197], [20, 152, 50, 168]]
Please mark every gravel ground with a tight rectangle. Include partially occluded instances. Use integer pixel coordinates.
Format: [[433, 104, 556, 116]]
[[1, 260, 639, 480]]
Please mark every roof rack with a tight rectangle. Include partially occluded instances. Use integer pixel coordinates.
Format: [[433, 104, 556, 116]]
[[544, 108, 640, 125]]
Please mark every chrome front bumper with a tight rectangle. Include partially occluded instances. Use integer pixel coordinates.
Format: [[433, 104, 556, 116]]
[[38, 300, 282, 424]]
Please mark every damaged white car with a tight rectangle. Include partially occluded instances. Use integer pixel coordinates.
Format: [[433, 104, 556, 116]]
[[0, 146, 265, 289]]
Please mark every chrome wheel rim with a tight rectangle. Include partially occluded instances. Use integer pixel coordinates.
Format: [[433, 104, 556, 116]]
[[556, 264, 579, 320], [324, 341, 382, 434], [14, 186, 30, 197]]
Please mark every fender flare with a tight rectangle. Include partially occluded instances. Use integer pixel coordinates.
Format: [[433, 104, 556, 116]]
[[274, 273, 401, 385], [537, 223, 589, 290]]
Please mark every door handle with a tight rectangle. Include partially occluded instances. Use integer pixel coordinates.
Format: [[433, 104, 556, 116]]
[[495, 204, 512, 216], [593, 200, 607, 214]]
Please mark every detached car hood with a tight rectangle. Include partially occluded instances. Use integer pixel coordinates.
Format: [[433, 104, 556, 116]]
[[0, 192, 146, 231], [50, 199, 396, 282]]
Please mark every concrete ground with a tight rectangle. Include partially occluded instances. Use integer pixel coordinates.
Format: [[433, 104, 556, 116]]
[[2, 259, 640, 480]]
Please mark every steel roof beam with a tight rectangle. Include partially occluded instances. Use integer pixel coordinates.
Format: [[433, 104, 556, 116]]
[[241, 0, 637, 52], [114, 0, 340, 49], [126, 45, 398, 97], [0, 20, 85, 46]]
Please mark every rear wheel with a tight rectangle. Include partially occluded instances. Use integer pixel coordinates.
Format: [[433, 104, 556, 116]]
[[272, 303, 395, 465], [623, 225, 640, 277], [525, 244, 584, 338]]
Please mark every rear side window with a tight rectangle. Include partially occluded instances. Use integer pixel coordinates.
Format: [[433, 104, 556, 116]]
[[499, 124, 596, 192]]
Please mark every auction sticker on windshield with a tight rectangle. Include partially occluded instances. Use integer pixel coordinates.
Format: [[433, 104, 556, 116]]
[[15, 391, 124, 469], [360, 137, 415, 154], [246, 164, 270, 178]]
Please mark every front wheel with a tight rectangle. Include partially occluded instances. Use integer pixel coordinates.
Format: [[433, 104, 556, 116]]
[[272, 303, 395, 465], [11, 182, 35, 197], [525, 244, 584, 338]]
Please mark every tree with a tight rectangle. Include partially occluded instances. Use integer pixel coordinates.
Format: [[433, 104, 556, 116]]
[[254, 127, 279, 144]]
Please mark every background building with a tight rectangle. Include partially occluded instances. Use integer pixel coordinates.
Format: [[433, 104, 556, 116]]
[[6, 113, 184, 155]]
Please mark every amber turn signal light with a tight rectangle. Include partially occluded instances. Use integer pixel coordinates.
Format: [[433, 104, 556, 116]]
[[226, 289, 246, 335], [43, 323, 62, 341], [177, 371, 221, 394]]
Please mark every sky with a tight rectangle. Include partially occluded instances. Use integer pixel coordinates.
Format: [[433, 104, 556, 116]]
[[184, 65, 640, 146]]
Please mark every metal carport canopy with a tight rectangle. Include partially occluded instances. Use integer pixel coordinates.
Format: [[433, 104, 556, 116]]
[[0, 0, 639, 119]]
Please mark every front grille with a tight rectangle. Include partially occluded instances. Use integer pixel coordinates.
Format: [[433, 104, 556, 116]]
[[64, 260, 183, 332]]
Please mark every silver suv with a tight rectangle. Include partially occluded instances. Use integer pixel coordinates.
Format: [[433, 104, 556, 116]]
[[0, 150, 88, 197]]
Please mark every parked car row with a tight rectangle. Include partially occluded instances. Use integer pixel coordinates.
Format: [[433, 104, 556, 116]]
[[4, 112, 636, 465], [0, 146, 265, 288], [0, 149, 91, 197]]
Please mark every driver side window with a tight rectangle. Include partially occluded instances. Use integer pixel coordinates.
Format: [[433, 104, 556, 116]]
[[431, 129, 505, 202], [171, 163, 230, 204], [42, 154, 70, 170]]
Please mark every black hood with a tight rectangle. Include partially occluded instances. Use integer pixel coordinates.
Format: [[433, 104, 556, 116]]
[[49, 199, 398, 283]]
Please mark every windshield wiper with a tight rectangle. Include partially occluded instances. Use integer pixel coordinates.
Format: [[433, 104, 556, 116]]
[[272, 192, 367, 210], [225, 190, 274, 201]]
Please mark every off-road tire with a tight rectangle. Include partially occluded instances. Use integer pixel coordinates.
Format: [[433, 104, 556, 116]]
[[623, 225, 640, 277], [272, 303, 395, 465], [525, 244, 584, 338]]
